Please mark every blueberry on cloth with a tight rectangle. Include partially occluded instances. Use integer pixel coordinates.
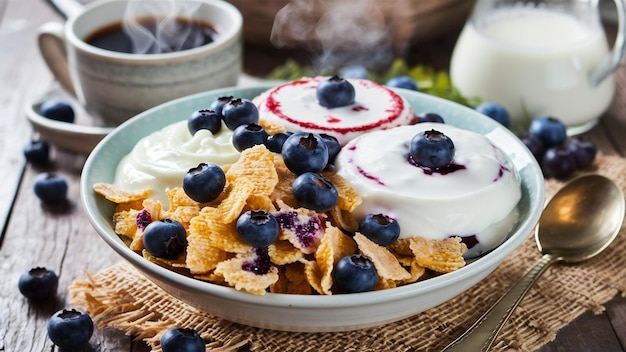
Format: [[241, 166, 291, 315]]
[[160, 327, 205, 352], [528, 116, 567, 148], [23, 139, 50, 164]]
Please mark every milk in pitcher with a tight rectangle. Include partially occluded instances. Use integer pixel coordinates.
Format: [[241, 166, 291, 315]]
[[450, 5, 614, 131]]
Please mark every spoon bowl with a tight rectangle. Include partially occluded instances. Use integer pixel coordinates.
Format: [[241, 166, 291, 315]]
[[443, 174, 625, 351], [537, 174, 625, 262]]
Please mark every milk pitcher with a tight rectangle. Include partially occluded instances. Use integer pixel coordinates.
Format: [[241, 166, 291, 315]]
[[450, 0, 626, 134]]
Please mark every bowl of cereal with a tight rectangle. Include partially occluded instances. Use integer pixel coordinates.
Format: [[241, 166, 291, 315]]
[[81, 80, 544, 332]]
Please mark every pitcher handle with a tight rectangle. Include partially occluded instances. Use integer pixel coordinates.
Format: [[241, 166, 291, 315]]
[[591, 0, 626, 86]]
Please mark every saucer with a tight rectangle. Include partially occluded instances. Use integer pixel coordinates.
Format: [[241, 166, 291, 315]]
[[25, 87, 113, 154]]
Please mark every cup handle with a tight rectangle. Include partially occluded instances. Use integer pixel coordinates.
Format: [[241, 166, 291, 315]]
[[37, 21, 77, 97], [591, 0, 626, 86]]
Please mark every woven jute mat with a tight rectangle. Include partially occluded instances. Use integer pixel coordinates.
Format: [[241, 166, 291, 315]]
[[69, 154, 626, 352]]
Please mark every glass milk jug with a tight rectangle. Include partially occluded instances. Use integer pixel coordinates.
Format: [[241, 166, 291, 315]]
[[450, 0, 626, 134]]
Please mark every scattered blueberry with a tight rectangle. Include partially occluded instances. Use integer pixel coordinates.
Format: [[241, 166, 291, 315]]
[[519, 133, 546, 161], [475, 102, 510, 127], [291, 172, 338, 213], [281, 132, 329, 174], [320, 133, 341, 165], [316, 76, 356, 108], [359, 214, 401, 246], [33, 172, 68, 204], [221, 98, 259, 130], [161, 327, 205, 352], [542, 146, 578, 179], [385, 75, 418, 91], [182, 163, 226, 203], [47, 308, 94, 350], [236, 210, 279, 248], [23, 139, 50, 164], [187, 109, 222, 135], [18, 267, 58, 300], [416, 112, 445, 124], [528, 116, 567, 148], [39, 99, 75, 123], [409, 129, 455, 170], [232, 123, 268, 152], [142, 219, 187, 259], [208, 95, 234, 115], [333, 254, 378, 293], [264, 132, 292, 153], [339, 65, 368, 79]]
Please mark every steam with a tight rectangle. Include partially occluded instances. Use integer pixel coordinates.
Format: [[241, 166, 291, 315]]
[[123, 0, 202, 54], [271, 0, 409, 71]]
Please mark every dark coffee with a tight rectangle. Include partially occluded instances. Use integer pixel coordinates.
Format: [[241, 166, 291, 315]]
[[85, 17, 218, 54]]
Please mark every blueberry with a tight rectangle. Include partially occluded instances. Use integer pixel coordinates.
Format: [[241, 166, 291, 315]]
[[292, 172, 338, 213], [33, 172, 68, 204], [232, 123, 268, 152], [182, 163, 226, 203], [18, 267, 58, 300], [39, 99, 75, 123], [281, 132, 329, 174], [23, 139, 50, 164], [409, 129, 455, 170], [221, 98, 259, 130], [161, 327, 205, 352], [264, 132, 293, 153], [236, 210, 279, 247], [566, 136, 597, 170], [47, 308, 94, 350], [187, 109, 222, 135], [208, 95, 234, 115], [385, 75, 418, 91], [519, 133, 545, 161], [416, 112, 445, 124], [320, 133, 341, 165], [542, 146, 578, 179], [333, 254, 378, 293], [316, 76, 356, 108], [475, 102, 510, 127], [142, 219, 187, 259], [528, 116, 567, 148], [339, 65, 368, 79], [359, 214, 401, 246]]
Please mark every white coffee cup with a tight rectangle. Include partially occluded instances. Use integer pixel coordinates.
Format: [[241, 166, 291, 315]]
[[38, 0, 242, 126]]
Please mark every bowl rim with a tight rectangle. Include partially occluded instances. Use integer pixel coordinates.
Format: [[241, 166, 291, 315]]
[[81, 84, 545, 308]]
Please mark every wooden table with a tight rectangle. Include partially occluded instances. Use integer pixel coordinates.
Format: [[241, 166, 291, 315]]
[[1, 0, 625, 350]]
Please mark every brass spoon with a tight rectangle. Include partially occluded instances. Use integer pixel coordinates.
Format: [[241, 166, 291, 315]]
[[442, 174, 625, 352]]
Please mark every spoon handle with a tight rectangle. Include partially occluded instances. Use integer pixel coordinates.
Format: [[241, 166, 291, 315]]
[[441, 254, 557, 352]]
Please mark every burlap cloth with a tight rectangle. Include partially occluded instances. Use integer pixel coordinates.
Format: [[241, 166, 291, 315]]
[[69, 154, 626, 352]]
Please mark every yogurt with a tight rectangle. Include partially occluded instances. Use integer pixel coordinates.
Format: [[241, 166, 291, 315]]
[[335, 123, 522, 258], [253, 76, 417, 145], [114, 121, 239, 204]]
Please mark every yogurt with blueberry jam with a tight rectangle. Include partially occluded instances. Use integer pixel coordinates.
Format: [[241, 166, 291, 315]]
[[335, 123, 522, 258], [253, 76, 417, 146]]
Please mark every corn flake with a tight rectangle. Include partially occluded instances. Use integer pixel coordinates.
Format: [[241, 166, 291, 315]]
[[409, 236, 467, 273]]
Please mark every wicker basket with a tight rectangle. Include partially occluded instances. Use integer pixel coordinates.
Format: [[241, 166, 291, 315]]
[[228, 0, 475, 48]]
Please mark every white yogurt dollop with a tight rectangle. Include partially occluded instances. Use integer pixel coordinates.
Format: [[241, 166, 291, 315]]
[[335, 123, 522, 258], [114, 121, 239, 204]]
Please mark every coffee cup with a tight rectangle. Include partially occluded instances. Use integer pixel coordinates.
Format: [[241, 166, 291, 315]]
[[38, 0, 243, 127]]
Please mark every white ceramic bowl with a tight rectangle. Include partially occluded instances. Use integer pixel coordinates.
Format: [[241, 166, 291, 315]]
[[81, 86, 545, 332]]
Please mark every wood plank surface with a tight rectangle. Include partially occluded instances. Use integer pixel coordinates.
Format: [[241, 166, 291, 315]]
[[1, 0, 625, 351]]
